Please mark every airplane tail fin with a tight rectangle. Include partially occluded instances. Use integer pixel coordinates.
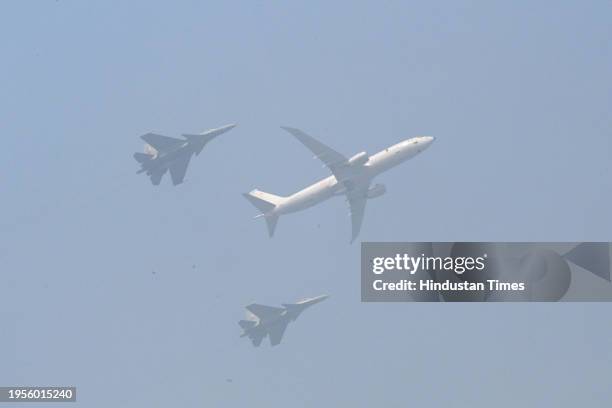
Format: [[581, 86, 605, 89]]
[[264, 215, 279, 238], [243, 190, 284, 237], [563, 243, 611, 282], [133, 152, 153, 163]]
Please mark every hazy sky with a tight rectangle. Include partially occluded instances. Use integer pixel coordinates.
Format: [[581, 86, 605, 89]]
[[1, 1, 611, 407]]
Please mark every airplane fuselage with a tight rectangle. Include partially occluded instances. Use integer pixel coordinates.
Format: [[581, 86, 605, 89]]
[[273, 136, 434, 215]]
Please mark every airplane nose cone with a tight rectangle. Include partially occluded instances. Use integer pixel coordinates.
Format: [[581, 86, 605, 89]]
[[421, 136, 435, 148], [310, 295, 330, 304], [213, 123, 237, 135]]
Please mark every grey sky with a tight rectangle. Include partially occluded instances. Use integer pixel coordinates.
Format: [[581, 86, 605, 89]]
[[1, 1, 611, 407]]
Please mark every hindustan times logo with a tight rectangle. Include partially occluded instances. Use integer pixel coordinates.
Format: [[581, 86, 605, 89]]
[[362, 242, 612, 302], [371, 253, 487, 275]]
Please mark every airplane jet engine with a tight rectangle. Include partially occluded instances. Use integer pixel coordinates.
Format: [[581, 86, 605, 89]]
[[348, 151, 369, 166], [366, 183, 386, 199]]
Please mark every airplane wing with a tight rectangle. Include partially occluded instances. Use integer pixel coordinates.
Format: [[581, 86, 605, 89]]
[[140, 133, 184, 153], [168, 154, 191, 186], [268, 320, 289, 346], [246, 304, 285, 320], [346, 183, 370, 243], [281, 127, 352, 181], [149, 167, 167, 186]]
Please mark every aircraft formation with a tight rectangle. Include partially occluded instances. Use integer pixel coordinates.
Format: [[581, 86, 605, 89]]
[[134, 124, 434, 346]]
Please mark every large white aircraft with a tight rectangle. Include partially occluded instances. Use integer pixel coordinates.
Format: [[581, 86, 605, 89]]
[[244, 127, 435, 242]]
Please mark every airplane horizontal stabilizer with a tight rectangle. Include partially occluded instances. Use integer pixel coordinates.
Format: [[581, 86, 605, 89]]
[[238, 320, 257, 330], [243, 190, 284, 237], [133, 152, 153, 163], [243, 190, 282, 210], [243, 192, 275, 214], [250, 332, 265, 347], [564, 243, 611, 281]]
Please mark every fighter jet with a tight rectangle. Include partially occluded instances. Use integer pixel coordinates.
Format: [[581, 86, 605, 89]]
[[239, 295, 329, 347], [243, 127, 434, 242], [133, 123, 236, 185]]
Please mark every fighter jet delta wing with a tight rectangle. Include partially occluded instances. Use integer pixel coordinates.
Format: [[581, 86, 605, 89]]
[[268, 320, 290, 346], [280, 126, 354, 182], [140, 133, 184, 153], [168, 154, 192, 185]]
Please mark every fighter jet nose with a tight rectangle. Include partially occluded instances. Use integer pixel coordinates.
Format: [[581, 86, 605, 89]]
[[210, 123, 237, 136], [302, 295, 330, 306]]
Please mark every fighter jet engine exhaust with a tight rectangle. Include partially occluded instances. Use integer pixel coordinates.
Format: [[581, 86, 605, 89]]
[[144, 143, 158, 158]]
